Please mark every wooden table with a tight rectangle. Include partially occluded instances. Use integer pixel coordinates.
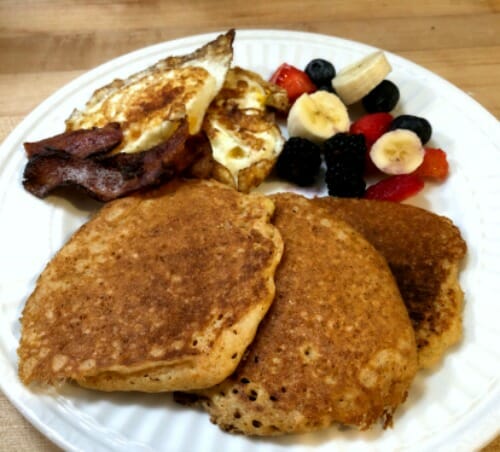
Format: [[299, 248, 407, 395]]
[[1, 1, 499, 450]]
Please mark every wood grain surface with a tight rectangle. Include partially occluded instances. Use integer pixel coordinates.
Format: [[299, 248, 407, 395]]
[[0, 1, 499, 450]]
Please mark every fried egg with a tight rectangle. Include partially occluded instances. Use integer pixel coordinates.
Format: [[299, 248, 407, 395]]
[[65, 30, 235, 154], [203, 67, 289, 192]]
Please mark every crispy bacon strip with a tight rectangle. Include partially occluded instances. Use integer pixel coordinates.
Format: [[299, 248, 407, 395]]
[[23, 121, 201, 202], [23, 123, 123, 159]]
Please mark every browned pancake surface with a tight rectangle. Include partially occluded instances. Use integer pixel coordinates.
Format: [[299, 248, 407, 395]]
[[190, 193, 417, 435], [313, 197, 467, 368], [18, 179, 283, 391]]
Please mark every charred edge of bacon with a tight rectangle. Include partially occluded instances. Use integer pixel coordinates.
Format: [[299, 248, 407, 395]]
[[22, 121, 202, 202], [23, 123, 123, 159]]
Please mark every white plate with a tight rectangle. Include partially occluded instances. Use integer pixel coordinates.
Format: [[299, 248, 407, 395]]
[[1, 29, 500, 452]]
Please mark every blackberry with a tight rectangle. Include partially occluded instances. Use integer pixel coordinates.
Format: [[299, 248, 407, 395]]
[[323, 133, 367, 198], [275, 137, 322, 186], [323, 133, 366, 174], [325, 167, 366, 198]]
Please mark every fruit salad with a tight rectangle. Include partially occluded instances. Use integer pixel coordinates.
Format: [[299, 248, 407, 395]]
[[268, 51, 449, 202]]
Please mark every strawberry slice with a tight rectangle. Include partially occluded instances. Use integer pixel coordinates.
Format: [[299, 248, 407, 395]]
[[350, 112, 394, 149], [365, 174, 424, 202], [350, 113, 394, 176], [413, 147, 449, 181], [269, 63, 316, 103]]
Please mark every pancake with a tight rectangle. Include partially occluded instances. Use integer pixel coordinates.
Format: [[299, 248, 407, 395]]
[[184, 193, 417, 435], [17, 179, 283, 392], [313, 197, 467, 369]]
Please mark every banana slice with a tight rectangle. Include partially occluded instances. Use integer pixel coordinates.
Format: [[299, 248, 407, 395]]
[[332, 51, 392, 105], [369, 129, 424, 175], [287, 91, 350, 144]]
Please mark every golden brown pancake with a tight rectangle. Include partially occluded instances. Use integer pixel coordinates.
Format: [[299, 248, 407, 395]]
[[313, 197, 467, 369], [185, 193, 417, 435], [17, 179, 283, 392]]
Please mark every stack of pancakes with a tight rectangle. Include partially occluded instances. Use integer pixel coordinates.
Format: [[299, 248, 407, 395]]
[[17, 178, 466, 436]]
